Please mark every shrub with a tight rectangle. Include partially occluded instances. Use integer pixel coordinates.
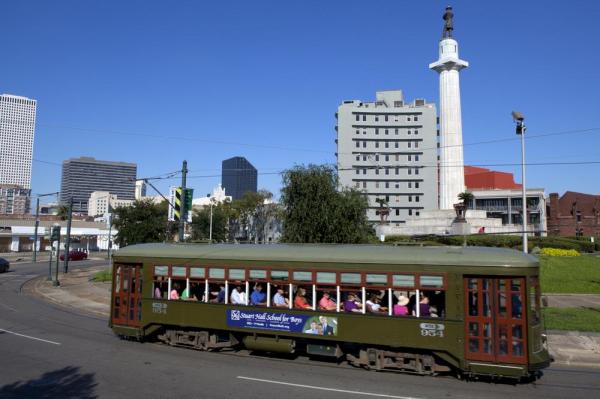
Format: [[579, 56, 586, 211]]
[[540, 247, 580, 257]]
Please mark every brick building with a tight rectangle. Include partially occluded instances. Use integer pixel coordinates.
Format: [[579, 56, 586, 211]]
[[546, 191, 600, 237]]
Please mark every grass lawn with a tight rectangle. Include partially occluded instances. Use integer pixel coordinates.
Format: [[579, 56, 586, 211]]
[[93, 269, 112, 282], [540, 255, 600, 294], [543, 307, 600, 333]]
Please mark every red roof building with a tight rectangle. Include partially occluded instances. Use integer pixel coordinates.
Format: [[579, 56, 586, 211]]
[[464, 166, 522, 191]]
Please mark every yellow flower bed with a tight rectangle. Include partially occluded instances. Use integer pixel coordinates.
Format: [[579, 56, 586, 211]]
[[540, 247, 580, 257]]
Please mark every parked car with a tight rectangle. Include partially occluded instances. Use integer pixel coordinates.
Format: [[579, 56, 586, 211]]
[[0, 258, 9, 273], [59, 251, 88, 261]]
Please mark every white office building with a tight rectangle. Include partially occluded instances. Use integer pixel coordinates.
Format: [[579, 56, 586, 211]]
[[0, 94, 37, 189], [88, 191, 134, 217], [336, 90, 439, 225]]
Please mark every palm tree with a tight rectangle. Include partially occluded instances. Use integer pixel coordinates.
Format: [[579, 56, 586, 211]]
[[458, 191, 474, 209]]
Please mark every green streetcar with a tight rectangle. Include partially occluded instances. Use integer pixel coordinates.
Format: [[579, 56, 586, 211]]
[[110, 243, 551, 380]]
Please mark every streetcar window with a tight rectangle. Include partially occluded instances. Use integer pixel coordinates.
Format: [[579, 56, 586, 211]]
[[229, 282, 247, 305], [292, 285, 312, 310], [228, 269, 246, 280], [249, 282, 267, 306], [172, 266, 186, 277], [170, 280, 185, 300], [316, 272, 336, 284], [293, 271, 313, 282], [340, 273, 361, 285], [249, 269, 267, 279], [366, 274, 388, 286], [190, 267, 206, 278], [209, 268, 225, 279], [392, 274, 415, 288], [529, 277, 541, 324], [420, 275, 443, 288], [153, 277, 167, 299], [270, 270, 289, 281], [154, 266, 168, 276]]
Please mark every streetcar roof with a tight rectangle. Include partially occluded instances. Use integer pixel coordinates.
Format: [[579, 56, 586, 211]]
[[114, 243, 539, 268]]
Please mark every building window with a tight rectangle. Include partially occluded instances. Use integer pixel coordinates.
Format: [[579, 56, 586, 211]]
[[375, 168, 379, 175], [363, 130, 367, 135], [395, 183, 399, 188], [356, 114, 360, 121], [415, 168, 419, 175], [408, 155, 412, 161], [415, 155, 419, 161], [385, 129, 389, 135], [415, 130, 419, 135], [409, 196, 413, 202], [386, 195, 389, 202], [385, 168, 389, 175], [375, 128, 379, 135], [408, 168, 412, 175], [396, 209, 400, 215], [355, 181, 360, 188], [363, 169, 367, 175], [356, 130, 360, 135], [415, 182, 420, 188], [409, 209, 413, 216], [363, 155, 367, 161], [363, 181, 367, 188], [414, 116, 419, 121], [395, 168, 399, 175], [363, 141, 366, 148], [385, 182, 389, 188], [375, 115, 379, 122], [408, 130, 411, 135], [385, 115, 389, 122], [363, 115, 366, 121], [395, 155, 399, 161], [356, 155, 360, 161], [375, 155, 379, 161], [407, 116, 411, 121], [356, 141, 360, 148], [408, 142, 412, 148], [356, 169, 359, 175], [408, 182, 412, 188], [415, 142, 419, 148], [416, 196, 420, 202], [416, 211, 420, 216], [375, 142, 379, 148], [376, 182, 380, 188], [395, 128, 399, 135], [385, 141, 389, 148]]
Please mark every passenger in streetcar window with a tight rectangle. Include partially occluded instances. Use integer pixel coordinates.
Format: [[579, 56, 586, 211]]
[[230, 283, 246, 305], [170, 283, 180, 300], [273, 286, 289, 307], [250, 283, 267, 306], [408, 293, 417, 314], [381, 290, 398, 308], [294, 287, 312, 309], [511, 294, 522, 319], [343, 293, 362, 313], [319, 316, 335, 336], [210, 284, 225, 303], [393, 292, 410, 316], [318, 291, 337, 311], [154, 277, 163, 299], [413, 295, 430, 317], [366, 294, 387, 314]]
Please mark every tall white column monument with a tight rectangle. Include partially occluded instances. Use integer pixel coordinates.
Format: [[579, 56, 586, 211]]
[[429, 6, 469, 210]]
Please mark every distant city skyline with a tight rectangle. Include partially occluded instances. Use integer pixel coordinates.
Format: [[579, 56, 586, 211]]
[[2, 1, 599, 202]]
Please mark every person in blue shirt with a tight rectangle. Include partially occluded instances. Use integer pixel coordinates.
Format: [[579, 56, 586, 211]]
[[250, 283, 267, 306]]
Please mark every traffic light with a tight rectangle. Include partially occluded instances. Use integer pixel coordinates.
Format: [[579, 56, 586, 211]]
[[51, 225, 61, 242]]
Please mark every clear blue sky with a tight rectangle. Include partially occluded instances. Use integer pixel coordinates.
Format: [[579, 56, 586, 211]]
[[2, 0, 599, 202]]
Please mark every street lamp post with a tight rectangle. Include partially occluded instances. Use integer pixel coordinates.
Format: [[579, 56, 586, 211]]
[[512, 111, 528, 254], [33, 192, 59, 263]]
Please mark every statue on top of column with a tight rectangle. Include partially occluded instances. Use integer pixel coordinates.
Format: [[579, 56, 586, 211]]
[[442, 6, 454, 38]]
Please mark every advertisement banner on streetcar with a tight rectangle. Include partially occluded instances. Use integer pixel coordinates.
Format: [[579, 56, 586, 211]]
[[227, 310, 338, 336]]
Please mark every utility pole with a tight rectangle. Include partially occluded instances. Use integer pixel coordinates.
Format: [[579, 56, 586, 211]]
[[179, 160, 188, 242], [63, 197, 73, 273], [209, 198, 214, 243], [53, 224, 61, 287], [512, 111, 528, 254]]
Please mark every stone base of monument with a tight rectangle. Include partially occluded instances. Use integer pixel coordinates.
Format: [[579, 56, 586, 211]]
[[376, 209, 522, 237]]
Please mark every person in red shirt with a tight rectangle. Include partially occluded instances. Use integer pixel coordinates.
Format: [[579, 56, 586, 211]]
[[294, 287, 311, 309]]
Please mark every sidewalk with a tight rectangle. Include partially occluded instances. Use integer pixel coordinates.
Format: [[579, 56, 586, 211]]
[[544, 294, 600, 308], [23, 266, 110, 318], [23, 267, 600, 369]]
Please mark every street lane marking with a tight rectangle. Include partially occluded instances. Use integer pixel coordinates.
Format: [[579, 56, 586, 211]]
[[0, 328, 61, 345], [237, 376, 423, 399]]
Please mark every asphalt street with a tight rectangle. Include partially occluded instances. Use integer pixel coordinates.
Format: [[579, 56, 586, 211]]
[[1, 259, 599, 399]]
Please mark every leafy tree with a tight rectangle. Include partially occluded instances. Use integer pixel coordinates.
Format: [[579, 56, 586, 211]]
[[458, 191, 474, 208], [113, 199, 174, 247], [280, 164, 372, 243], [226, 190, 275, 242], [191, 202, 229, 242]]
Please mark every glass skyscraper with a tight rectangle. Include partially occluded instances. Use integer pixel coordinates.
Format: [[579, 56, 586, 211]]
[[221, 156, 257, 201]]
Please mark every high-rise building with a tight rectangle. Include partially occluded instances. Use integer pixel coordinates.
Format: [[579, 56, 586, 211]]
[[336, 90, 438, 225], [60, 157, 137, 214], [135, 180, 147, 200], [88, 191, 134, 217], [0, 94, 37, 189], [0, 184, 31, 215], [221, 157, 257, 201]]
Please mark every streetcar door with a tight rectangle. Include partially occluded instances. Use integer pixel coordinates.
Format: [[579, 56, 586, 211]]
[[464, 277, 527, 365], [112, 263, 143, 327]]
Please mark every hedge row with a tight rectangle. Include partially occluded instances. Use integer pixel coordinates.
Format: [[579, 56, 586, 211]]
[[383, 234, 598, 252]]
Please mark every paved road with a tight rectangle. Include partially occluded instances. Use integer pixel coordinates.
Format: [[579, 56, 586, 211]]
[[1, 262, 600, 399]]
